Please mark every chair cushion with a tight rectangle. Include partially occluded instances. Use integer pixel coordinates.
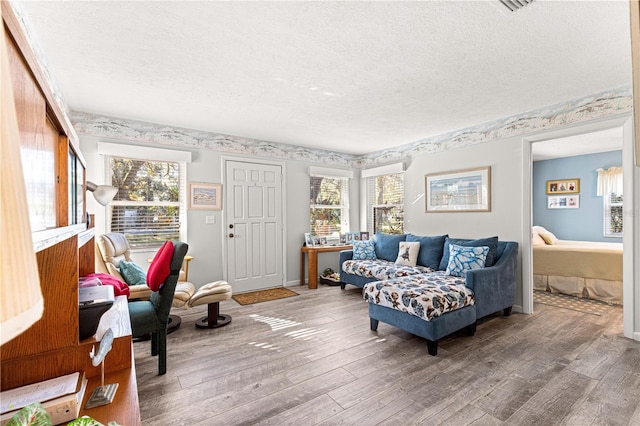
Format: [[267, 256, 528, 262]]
[[147, 241, 174, 291], [188, 281, 233, 307], [342, 259, 433, 280], [363, 272, 475, 321], [129, 284, 152, 300], [172, 282, 196, 307], [97, 233, 134, 282], [119, 260, 147, 286], [128, 300, 161, 336]]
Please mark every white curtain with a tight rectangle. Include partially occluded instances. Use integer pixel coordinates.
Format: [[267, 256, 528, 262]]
[[596, 166, 623, 196]]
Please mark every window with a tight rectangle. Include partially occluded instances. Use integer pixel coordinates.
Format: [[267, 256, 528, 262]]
[[107, 156, 186, 249], [366, 173, 404, 234], [310, 176, 349, 236], [605, 193, 623, 236], [597, 166, 623, 237]]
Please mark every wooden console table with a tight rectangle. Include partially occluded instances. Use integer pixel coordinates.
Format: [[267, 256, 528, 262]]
[[300, 245, 351, 289]]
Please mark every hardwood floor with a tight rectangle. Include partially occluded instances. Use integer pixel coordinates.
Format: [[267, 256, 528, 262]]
[[134, 284, 640, 425]]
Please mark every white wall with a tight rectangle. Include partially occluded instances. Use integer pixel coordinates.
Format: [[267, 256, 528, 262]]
[[82, 133, 528, 310], [81, 119, 640, 339], [402, 137, 525, 310], [80, 136, 359, 289]]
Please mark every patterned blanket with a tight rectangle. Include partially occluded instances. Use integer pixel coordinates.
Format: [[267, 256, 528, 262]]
[[363, 272, 475, 321], [342, 259, 434, 281]]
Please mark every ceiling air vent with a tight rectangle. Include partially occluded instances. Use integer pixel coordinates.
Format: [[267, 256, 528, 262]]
[[499, 0, 534, 12]]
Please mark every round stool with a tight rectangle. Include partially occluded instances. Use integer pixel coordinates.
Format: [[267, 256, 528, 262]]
[[188, 280, 233, 329]]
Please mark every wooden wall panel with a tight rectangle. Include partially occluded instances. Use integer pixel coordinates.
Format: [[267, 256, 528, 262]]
[[57, 133, 69, 227], [78, 235, 96, 277], [0, 236, 78, 359]]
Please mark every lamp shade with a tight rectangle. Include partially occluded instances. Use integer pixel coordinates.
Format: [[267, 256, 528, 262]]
[[87, 181, 118, 206], [1, 28, 44, 346]]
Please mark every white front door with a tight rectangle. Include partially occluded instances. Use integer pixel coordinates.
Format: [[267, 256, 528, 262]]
[[224, 160, 284, 293]]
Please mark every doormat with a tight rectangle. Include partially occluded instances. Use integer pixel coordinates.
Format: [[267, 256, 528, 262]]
[[232, 288, 299, 305], [533, 290, 613, 316]]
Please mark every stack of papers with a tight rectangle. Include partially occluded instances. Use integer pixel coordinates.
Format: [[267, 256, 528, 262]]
[[0, 372, 87, 425]]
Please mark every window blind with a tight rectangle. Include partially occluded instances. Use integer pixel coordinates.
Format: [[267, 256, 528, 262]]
[[366, 173, 404, 234], [310, 176, 349, 236], [106, 155, 187, 249]]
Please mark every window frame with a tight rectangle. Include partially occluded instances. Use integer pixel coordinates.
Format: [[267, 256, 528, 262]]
[[309, 175, 350, 237], [603, 192, 623, 237], [365, 172, 405, 235], [105, 154, 187, 251]]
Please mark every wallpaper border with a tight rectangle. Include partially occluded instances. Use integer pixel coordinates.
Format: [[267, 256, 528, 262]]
[[71, 86, 632, 168]]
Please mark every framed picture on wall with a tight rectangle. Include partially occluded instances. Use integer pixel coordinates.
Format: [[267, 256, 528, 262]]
[[546, 178, 580, 195], [548, 195, 580, 209], [189, 182, 222, 210], [425, 166, 491, 212]]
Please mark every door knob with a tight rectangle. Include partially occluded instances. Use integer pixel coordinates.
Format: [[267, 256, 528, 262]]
[[229, 224, 234, 229], [229, 233, 234, 238]]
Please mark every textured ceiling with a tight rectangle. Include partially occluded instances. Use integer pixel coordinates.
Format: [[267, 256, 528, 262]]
[[13, 0, 632, 155]]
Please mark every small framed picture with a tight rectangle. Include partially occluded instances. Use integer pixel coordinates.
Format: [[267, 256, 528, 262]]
[[189, 182, 222, 210], [339, 234, 347, 244], [546, 178, 580, 195], [548, 195, 580, 209], [319, 237, 328, 246], [360, 232, 370, 241], [304, 232, 315, 247]]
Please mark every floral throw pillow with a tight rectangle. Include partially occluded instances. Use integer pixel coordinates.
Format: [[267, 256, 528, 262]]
[[352, 239, 377, 260], [445, 244, 489, 277]]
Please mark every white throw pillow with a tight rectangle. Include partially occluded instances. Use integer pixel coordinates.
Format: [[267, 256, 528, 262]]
[[539, 231, 559, 245], [395, 241, 420, 266], [532, 233, 546, 246], [532, 226, 548, 235]]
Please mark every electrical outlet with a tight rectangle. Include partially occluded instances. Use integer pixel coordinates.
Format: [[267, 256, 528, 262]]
[[205, 216, 215, 224]]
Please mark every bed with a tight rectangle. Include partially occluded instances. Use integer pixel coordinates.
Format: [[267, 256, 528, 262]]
[[532, 230, 623, 304]]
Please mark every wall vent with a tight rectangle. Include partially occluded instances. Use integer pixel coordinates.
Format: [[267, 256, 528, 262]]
[[499, 0, 535, 12]]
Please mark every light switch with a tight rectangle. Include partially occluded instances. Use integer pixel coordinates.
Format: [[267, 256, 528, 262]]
[[205, 216, 215, 224]]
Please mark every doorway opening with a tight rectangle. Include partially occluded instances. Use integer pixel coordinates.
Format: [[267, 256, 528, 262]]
[[522, 115, 634, 340]]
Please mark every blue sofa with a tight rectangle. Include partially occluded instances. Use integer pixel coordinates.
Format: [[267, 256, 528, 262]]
[[339, 234, 518, 355]]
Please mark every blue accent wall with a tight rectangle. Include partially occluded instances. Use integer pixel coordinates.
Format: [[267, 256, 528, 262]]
[[533, 150, 622, 242]]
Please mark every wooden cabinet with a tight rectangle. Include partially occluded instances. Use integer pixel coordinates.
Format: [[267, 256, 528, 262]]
[[1, 3, 140, 424]]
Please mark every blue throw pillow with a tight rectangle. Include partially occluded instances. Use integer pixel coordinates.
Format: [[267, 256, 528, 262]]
[[445, 244, 489, 277], [406, 234, 447, 270], [439, 236, 499, 270], [373, 233, 406, 262], [352, 239, 377, 260], [119, 260, 147, 286]]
